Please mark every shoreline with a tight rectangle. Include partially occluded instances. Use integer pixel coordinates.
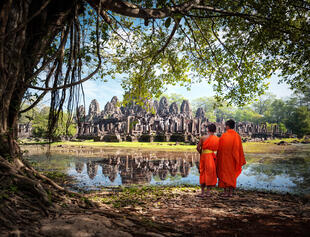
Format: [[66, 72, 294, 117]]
[[19, 138, 305, 154]]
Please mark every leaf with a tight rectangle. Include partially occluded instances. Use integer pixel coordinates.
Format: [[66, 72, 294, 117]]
[[164, 18, 171, 28]]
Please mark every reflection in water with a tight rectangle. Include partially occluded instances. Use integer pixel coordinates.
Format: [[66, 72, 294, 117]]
[[25, 144, 310, 194], [73, 155, 194, 185], [86, 162, 98, 179], [75, 162, 84, 173]]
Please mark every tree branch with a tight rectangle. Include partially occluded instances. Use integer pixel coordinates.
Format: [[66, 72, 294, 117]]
[[19, 91, 48, 114], [29, 0, 102, 92], [87, 0, 200, 19]]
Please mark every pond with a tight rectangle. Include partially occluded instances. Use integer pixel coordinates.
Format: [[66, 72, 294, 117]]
[[24, 144, 310, 195]]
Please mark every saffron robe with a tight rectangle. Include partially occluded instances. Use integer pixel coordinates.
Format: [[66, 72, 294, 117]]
[[217, 129, 246, 188], [199, 135, 219, 186]]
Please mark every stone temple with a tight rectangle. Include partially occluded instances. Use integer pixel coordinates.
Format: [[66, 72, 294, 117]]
[[76, 96, 291, 143]]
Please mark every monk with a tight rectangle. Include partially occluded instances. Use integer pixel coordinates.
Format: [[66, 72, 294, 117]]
[[217, 119, 246, 197], [196, 124, 219, 197]]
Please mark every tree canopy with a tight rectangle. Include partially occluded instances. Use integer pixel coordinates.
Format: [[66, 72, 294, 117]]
[[1, 0, 310, 154]]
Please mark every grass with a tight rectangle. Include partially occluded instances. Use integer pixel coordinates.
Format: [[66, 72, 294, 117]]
[[264, 138, 299, 143], [53, 140, 300, 153], [20, 137, 305, 153], [89, 185, 201, 208], [54, 140, 196, 151]]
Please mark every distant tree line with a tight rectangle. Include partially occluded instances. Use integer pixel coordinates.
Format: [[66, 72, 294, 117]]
[[165, 89, 310, 138]]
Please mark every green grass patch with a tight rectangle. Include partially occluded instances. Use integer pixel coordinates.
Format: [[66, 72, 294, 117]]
[[90, 185, 203, 208], [53, 140, 196, 151], [53, 140, 297, 153], [21, 138, 303, 153], [264, 138, 302, 144]]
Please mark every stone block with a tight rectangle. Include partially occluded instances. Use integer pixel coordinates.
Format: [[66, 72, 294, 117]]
[[154, 133, 165, 142], [138, 134, 153, 142], [103, 134, 120, 142], [170, 133, 186, 142]]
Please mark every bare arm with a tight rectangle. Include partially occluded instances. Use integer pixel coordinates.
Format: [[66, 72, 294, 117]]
[[197, 135, 208, 153], [196, 137, 203, 153]]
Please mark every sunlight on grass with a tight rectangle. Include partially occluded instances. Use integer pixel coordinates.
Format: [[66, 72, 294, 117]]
[[20, 137, 303, 153], [49, 140, 298, 153]]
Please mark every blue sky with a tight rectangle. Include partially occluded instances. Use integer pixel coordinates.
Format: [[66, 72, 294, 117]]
[[81, 74, 293, 110]]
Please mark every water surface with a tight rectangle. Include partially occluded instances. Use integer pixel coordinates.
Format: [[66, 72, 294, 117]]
[[25, 144, 310, 194]]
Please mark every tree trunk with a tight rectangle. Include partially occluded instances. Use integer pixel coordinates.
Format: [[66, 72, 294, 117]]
[[0, 0, 84, 230], [0, 0, 77, 158], [0, 0, 29, 158]]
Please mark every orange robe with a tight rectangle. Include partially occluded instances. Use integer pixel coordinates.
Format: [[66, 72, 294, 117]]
[[199, 135, 219, 186], [217, 129, 246, 188]]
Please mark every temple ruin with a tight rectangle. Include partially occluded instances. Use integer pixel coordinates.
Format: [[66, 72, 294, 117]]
[[76, 96, 291, 142]]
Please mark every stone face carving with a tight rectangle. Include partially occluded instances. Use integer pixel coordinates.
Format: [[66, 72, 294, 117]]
[[111, 96, 118, 105], [180, 100, 192, 118], [195, 107, 205, 119], [104, 97, 122, 118], [88, 99, 100, 117], [153, 100, 159, 113], [169, 102, 179, 115], [158, 97, 169, 117]]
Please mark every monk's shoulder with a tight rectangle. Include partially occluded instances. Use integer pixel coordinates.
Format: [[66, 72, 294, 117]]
[[231, 130, 242, 139], [220, 131, 229, 139], [200, 135, 209, 142], [212, 135, 220, 141]]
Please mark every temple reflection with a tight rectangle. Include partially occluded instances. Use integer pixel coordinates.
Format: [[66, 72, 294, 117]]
[[75, 162, 84, 173], [74, 153, 199, 184], [86, 161, 98, 179]]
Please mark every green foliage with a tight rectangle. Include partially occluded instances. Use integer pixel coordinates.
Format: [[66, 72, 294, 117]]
[[292, 83, 310, 109], [285, 106, 310, 138], [192, 96, 263, 123], [20, 106, 76, 139], [99, 0, 309, 106], [234, 107, 262, 123], [252, 93, 277, 115], [262, 99, 290, 123], [251, 92, 310, 136], [192, 97, 220, 122], [161, 93, 186, 106], [19, 104, 39, 124]]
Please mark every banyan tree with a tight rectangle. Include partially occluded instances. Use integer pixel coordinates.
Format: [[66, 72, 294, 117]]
[[0, 0, 309, 231]]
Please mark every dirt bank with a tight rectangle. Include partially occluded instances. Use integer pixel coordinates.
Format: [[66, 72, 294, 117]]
[[86, 186, 310, 237], [1, 184, 309, 236]]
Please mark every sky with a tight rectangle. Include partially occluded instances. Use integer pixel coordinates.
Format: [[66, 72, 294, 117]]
[[37, 72, 294, 110], [80, 74, 293, 110]]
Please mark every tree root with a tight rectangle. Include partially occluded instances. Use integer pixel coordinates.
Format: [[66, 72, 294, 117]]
[[0, 155, 95, 233]]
